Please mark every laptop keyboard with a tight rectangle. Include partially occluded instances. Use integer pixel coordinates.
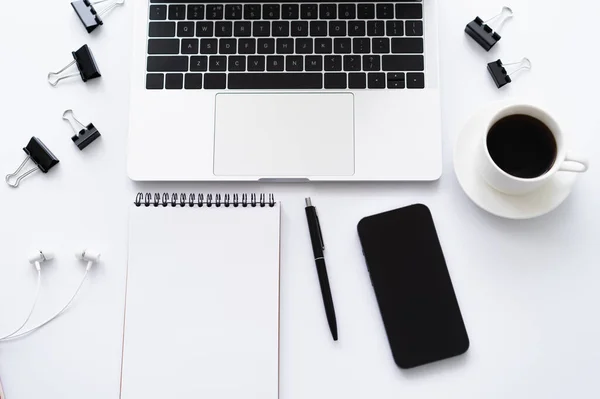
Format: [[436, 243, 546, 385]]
[[146, 1, 425, 90]]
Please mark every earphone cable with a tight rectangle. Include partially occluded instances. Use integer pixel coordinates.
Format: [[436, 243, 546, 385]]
[[0, 270, 89, 342], [0, 269, 42, 340]]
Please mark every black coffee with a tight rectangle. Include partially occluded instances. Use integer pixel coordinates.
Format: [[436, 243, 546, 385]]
[[486, 114, 557, 179]]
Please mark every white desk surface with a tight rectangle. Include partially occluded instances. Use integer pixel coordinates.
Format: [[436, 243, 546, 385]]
[[1, 1, 599, 398]]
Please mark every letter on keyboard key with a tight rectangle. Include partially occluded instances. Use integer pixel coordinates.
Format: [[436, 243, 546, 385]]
[[204, 73, 226, 89], [228, 73, 323, 89], [148, 39, 180, 54], [382, 55, 424, 71], [147, 56, 189, 72], [149, 22, 176, 37]]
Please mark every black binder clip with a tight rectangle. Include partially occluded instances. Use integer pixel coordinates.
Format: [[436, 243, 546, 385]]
[[48, 45, 101, 87], [487, 58, 531, 88], [63, 110, 102, 150], [465, 6, 513, 51], [5, 138, 60, 188], [71, 0, 125, 34]]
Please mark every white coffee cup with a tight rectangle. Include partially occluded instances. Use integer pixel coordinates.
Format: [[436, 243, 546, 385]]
[[479, 104, 589, 196]]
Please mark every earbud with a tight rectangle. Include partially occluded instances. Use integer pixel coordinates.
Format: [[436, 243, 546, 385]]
[[75, 249, 101, 271], [28, 250, 54, 271]]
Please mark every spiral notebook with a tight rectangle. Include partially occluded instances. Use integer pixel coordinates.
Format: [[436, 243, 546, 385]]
[[121, 193, 281, 399]]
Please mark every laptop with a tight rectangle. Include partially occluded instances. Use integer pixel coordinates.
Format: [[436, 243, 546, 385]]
[[128, 0, 442, 181]]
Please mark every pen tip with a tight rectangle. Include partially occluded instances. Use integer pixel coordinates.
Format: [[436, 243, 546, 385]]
[[305, 198, 312, 207]]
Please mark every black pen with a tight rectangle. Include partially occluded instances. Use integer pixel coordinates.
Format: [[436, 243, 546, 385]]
[[305, 198, 338, 341]]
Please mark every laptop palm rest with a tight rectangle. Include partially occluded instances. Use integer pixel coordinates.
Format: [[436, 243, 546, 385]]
[[213, 93, 355, 177]]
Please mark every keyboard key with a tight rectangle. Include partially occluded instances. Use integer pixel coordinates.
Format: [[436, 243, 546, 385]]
[[228, 73, 323, 89], [196, 22, 213, 37], [234, 21, 251, 37], [225, 5, 242, 20], [320, 4, 337, 19], [248, 56, 265, 71], [219, 38, 237, 54], [305, 55, 322, 71], [228, 56, 246, 71], [329, 21, 346, 36], [272, 21, 290, 37], [209, 56, 227, 71], [382, 55, 424, 71], [146, 73, 164, 89], [348, 21, 366, 36], [187, 5, 204, 20], [315, 38, 333, 54], [181, 39, 199, 54], [257, 38, 275, 54], [343, 55, 361, 71], [185, 73, 203, 89], [325, 73, 346, 89], [406, 21, 423, 36], [253, 21, 270, 37], [177, 21, 195, 37], [263, 4, 280, 20], [376, 4, 394, 19], [282, 4, 299, 19], [147, 56, 188, 72], [276, 39, 294, 54], [387, 72, 405, 89], [367, 21, 384, 36], [149, 22, 175, 37], [190, 56, 208, 71], [296, 38, 313, 54], [334, 38, 351, 54], [267, 56, 285, 71], [148, 39, 179, 54], [207, 5, 223, 20], [368, 73, 385, 88], [391, 38, 423, 53], [363, 55, 381, 71], [150, 5, 167, 20], [348, 72, 366, 89], [407, 72, 425, 88], [353, 38, 370, 54], [168, 5, 185, 20], [324, 55, 342, 71], [357, 4, 375, 19], [238, 38, 256, 54], [301, 4, 318, 19], [387, 21, 404, 36], [166, 73, 183, 89], [372, 38, 390, 53], [204, 73, 226, 89], [291, 21, 309, 36], [396, 4, 423, 19], [339, 4, 356, 19], [286, 56, 303, 71], [215, 21, 232, 37], [200, 39, 218, 54], [244, 4, 261, 19], [310, 21, 327, 36]]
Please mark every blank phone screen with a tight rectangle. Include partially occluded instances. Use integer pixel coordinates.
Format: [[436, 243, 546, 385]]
[[358, 204, 469, 369]]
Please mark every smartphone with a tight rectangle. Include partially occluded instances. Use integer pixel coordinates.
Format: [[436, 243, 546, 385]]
[[358, 204, 469, 369]]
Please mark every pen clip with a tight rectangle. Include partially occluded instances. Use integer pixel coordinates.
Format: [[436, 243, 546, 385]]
[[316, 212, 325, 251]]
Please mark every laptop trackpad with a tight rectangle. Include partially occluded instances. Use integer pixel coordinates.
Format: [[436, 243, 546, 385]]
[[214, 93, 355, 177]]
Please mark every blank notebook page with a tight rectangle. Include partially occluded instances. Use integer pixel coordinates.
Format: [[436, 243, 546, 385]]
[[122, 203, 281, 399]]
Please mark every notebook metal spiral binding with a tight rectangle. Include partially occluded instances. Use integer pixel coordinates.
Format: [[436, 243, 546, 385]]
[[134, 193, 276, 208]]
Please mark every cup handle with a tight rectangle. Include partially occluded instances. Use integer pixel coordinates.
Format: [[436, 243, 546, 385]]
[[559, 152, 589, 173]]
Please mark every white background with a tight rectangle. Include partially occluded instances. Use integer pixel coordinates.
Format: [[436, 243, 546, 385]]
[[1, 1, 599, 398]]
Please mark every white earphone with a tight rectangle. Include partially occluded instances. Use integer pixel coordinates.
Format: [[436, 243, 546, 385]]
[[0, 249, 101, 342]]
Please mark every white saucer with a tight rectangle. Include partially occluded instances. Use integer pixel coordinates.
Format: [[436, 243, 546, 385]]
[[454, 105, 578, 220]]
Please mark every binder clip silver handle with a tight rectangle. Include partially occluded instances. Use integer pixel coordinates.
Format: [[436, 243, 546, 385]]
[[93, 0, 125, 17], [5, 157, 39, 188], [485, 6, 513, 31], [48, 60, 78, 87]]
